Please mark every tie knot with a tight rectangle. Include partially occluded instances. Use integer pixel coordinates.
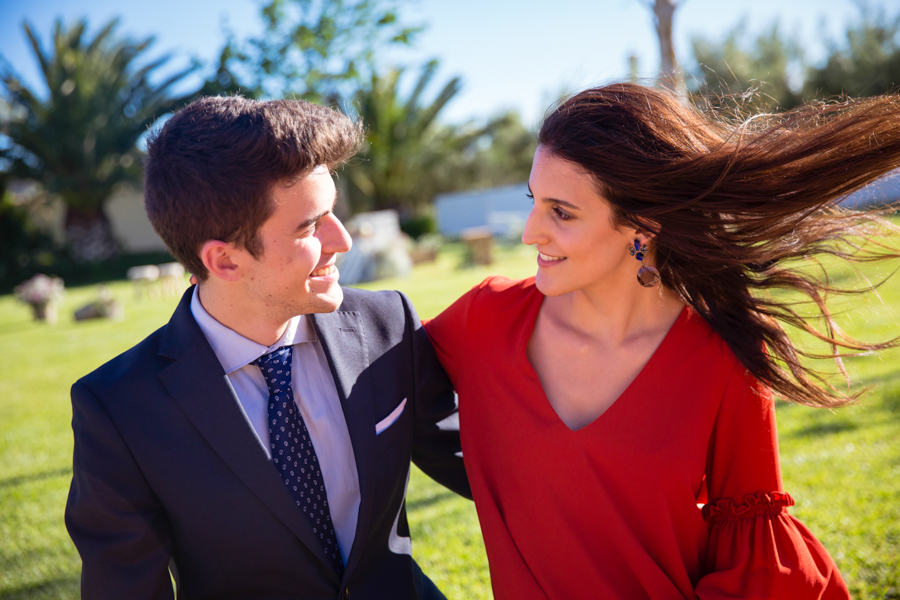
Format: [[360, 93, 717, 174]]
[[252, 346, 293, 392], [254, 345, 292, 367]]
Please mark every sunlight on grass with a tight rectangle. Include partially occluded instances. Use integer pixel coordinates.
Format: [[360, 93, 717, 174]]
[[1, 238, 899, 599]]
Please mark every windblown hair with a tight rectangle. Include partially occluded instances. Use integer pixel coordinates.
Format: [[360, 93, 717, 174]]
[[144, 96, 363, 280], [539, 82, 900, 407]]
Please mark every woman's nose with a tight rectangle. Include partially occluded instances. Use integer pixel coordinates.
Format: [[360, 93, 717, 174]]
[[521, 207, 546, 246]]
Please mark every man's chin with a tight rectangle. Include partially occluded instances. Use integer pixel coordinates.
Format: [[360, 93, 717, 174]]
[[307, 284, 344, 313]]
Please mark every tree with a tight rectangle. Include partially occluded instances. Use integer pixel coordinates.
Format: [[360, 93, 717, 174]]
[[688, 5, 900, 113], [341, 60, 537, 216], [195, 42, 261, 100], [689, 21, 805, 112], [220, 0, 534, 218], [806, 4, 900, 98], [0, 18, 198, 261], [223, 0, 421, 106], [641, 0, 686, 96], [342, 60, 463, 214], [0, 190, 58, 290], [457, 111, 536, 191]]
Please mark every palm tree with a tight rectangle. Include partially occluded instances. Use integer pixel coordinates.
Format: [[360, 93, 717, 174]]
[[344, 60, 467, 214], [0, 18, 198, 261], [343, 61, 539, 218]]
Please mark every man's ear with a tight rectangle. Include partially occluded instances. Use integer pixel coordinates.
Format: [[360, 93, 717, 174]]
[[199, 240, 244, 282]]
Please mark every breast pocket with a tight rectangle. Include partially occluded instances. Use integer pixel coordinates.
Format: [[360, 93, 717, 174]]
[[375, 397, 411, 456]]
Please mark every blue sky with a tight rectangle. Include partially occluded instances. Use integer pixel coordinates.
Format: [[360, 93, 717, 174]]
[[0, 0, 893, 126]]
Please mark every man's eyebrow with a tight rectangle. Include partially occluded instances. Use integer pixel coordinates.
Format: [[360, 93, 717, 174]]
[[293, 194, 339, 234], [527, 184, 581, 210]]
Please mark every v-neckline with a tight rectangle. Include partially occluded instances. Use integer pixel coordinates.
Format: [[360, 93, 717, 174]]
[[520, 288, 689, 433]]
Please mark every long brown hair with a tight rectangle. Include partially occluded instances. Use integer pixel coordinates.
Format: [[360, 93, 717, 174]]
[[539, 82, 900, 407]]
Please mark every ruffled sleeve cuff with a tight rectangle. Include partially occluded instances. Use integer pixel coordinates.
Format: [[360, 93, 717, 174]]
[[702, 491, 794, 524], [696, 492, 851, 600]]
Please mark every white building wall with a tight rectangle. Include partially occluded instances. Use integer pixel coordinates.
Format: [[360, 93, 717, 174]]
[[105, 185, 168, 253], [433, 171, 900, 239], [434, 183, 531, 238], [841, 170, 900, 208], [20, 183, 168, 253]]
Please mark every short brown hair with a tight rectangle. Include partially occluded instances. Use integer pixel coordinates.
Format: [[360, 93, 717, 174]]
[[144, 96, 363, 280]]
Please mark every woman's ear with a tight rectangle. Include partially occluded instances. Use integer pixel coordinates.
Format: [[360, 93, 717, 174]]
[[634, 229, 656, 244], [634, 218, 661, 242], [199, 240, 243, 282]]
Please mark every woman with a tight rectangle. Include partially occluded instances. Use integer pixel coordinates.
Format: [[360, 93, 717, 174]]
[[424, 83, 900, 598]]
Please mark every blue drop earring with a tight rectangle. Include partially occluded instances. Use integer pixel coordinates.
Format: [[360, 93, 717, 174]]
[[629, 238, 661, 288]]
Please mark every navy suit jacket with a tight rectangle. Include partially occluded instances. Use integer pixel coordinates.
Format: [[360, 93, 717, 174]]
[[65, 286, 470, 599]]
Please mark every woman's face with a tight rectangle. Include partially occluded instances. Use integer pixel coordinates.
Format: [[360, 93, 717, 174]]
[[522, 146, 639, 297]]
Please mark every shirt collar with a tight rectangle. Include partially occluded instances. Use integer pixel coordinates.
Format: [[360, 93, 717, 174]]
[[189, 285, 317, 375]]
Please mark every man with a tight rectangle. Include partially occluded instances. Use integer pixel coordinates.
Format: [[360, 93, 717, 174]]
[[65, 97, 469, 599]]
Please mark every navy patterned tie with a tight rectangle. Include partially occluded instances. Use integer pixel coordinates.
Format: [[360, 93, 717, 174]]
[[253, 346, 345, 576]]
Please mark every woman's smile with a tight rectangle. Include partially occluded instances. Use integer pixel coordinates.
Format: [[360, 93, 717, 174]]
[[538, 251, 565, 264]]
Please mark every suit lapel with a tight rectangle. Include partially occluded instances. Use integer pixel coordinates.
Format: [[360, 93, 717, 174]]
[[156, 289, 337, 577], [309, 310, 377, 578]]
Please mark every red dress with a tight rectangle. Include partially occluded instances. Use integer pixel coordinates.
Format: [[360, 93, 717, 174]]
[[424, 276, 849, 600]]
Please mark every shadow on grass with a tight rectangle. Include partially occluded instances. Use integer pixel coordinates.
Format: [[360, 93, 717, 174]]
[[881, 387, 900, 415], [0, 575, 79, 599], [788, 420, 859, 438], [854, 376, 900, 416], [406, 489, 456, 512], [0, 467, 71, 489]]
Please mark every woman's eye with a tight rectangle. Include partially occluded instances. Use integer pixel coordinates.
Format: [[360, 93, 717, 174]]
[[552, 206, 571, 221], [526, 193, 534, 203]]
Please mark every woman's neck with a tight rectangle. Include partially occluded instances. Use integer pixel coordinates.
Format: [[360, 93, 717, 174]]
[[540, 281, 685, 346]]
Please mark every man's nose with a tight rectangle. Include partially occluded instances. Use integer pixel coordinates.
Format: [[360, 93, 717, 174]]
[[322, 214, 353, 254]]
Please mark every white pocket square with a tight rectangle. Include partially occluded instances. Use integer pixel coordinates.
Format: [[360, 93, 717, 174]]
[[376, 398, 407, 435]]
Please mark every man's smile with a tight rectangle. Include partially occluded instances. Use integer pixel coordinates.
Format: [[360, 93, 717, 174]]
[[310, 264, 337, 278]]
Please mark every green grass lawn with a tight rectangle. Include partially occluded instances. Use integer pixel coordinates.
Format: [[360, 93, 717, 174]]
[[1, 240, 898, 599]]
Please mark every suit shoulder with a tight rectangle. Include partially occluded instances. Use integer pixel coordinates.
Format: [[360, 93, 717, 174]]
[[337, 286, 408, 316], [76, 325, 168, 394], [334, 287, 416, 347]]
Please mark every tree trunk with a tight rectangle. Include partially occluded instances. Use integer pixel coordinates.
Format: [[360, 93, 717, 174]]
[[653, 0, 687, 97], [64, 205, 121, 262]]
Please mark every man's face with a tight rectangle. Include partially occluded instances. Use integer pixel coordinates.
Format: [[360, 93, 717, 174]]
[[240, 166, 352, 320]]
